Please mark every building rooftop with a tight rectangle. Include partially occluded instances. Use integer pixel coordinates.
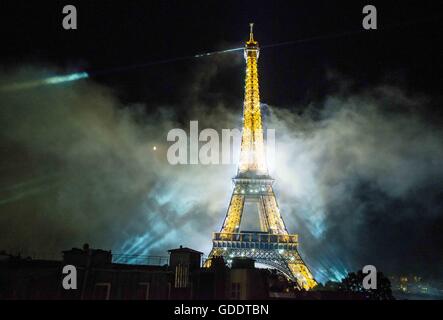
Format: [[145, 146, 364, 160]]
[[168, 245, 203, 255]]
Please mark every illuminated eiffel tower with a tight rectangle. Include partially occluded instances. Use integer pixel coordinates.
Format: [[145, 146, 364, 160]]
[[206, 24, 317, 290]]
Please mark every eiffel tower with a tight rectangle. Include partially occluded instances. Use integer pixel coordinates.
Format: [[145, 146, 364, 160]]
[[206, 23, 317, 290]]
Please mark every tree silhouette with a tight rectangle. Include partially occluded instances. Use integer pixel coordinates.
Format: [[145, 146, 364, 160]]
[[339, 270, 394, 300]]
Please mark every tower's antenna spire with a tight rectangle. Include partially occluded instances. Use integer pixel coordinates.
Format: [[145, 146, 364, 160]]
[[249, 22, 255, 42]]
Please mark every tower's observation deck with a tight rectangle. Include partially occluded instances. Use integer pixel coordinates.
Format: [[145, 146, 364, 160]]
[[206, 24, 317, 290]]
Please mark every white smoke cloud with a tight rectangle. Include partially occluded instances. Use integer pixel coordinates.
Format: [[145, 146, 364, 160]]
[[1, 66, 442, 283]]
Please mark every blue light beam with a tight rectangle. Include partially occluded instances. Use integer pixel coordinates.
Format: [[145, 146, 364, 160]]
[[0, 72, 89, 92]]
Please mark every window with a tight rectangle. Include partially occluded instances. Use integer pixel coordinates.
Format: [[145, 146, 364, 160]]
[[93, 283, 111, 300], [135, 282, 150, 300], [231, 282, 241, 299], [175, 264, 189, 288]]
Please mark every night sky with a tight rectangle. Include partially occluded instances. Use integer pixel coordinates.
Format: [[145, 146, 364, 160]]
[[1, 1, 442, 286]]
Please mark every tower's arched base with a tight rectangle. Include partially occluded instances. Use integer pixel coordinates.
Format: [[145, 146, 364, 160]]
[[205, 232, 317, 290]]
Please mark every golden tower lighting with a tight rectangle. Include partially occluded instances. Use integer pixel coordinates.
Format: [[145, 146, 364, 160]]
[[205, 23, 317, 290]]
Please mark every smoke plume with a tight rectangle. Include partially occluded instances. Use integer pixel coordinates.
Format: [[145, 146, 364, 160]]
[[1, 64, 442, 283]]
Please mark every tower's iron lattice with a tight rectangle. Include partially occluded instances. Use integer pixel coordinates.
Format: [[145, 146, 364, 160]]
[[205, 24, 317, 290]]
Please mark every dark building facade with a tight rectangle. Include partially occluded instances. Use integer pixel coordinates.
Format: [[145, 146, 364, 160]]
[[0, 244, 270, 300]]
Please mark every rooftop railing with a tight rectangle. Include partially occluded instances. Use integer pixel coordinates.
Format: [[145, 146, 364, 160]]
[[112, 254, 169, 266]]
